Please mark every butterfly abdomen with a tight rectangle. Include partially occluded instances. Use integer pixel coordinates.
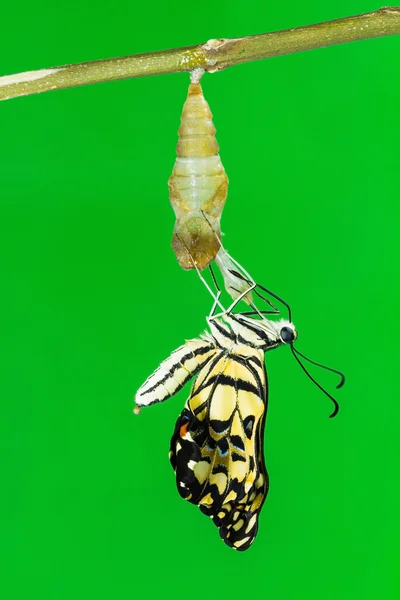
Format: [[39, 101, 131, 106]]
[[169, 82, 229, 270]]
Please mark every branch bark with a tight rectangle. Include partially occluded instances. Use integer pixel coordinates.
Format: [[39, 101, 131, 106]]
[[0, 7, 399, 102]]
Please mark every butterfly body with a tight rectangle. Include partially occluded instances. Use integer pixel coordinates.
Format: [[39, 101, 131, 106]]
[[135, 314, 294, 550]]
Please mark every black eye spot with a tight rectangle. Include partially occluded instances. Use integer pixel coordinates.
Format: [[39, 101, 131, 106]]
[[243, 416, 255, 439], [280, 326, 296, 344]]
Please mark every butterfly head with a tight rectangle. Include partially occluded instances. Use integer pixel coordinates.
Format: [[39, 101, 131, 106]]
[[222, 269, 344, 418], [258, 318, 297, 346]]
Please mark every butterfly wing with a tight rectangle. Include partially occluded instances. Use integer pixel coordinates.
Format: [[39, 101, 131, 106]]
[[169, 351, 228, 502], [215, 357, 269, 551], [170, 347, 269, 550], [135, 339, 216, 408]]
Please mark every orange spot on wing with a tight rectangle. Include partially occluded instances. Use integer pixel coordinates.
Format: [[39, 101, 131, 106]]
[[180, 422, 189, 437]]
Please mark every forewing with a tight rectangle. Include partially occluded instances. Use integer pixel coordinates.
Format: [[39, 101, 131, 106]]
[[170, 347, 269, 551], [135, 339, 216, 407]]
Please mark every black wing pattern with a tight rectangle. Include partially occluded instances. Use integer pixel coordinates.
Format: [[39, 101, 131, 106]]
[[135, 339, 216, 407], [169, 346, 269, 551]]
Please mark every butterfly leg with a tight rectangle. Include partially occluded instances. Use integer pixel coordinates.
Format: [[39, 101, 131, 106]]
[[192, 260, 227, 315], [207, 264, 224, 318], [221, 252, 280, 315]]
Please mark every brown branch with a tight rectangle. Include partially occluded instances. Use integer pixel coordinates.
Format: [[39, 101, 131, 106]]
[[0, 7, 399, 102]]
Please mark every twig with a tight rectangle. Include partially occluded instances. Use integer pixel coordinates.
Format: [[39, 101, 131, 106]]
[[0, 7, 399, 102]]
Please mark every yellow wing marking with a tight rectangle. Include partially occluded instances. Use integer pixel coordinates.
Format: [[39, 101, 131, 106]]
[[209, 375, 236, 423], [191, 354, 228, 394]]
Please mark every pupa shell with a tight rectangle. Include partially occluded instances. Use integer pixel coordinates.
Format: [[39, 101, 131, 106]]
[[168, 82, 228, 270]]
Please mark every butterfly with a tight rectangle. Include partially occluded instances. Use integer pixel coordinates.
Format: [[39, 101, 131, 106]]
[[134, 272, 344, 550]]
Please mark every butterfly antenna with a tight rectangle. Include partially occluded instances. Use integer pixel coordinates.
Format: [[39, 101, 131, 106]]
[[290, 346, 340, 418], [228, 270, 277, 311], [255, 281, 292, 322], [228, 285, 278, 318]]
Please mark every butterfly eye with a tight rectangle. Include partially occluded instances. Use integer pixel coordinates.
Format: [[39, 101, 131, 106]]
[[280, 326, 296, 344]]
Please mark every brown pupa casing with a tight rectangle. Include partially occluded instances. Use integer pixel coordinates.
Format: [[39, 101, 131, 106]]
[[168, 82, 229, 270]]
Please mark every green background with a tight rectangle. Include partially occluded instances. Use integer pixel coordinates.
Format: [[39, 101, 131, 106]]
[[1, 1, 399, 598]]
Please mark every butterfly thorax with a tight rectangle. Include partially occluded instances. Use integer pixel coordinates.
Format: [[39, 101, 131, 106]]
[[206, 313, 285, 352]]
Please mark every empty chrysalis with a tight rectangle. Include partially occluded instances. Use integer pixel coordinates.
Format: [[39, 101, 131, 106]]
[[215, 248, 254, 306], [169, 76, 228, 270]]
